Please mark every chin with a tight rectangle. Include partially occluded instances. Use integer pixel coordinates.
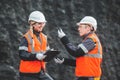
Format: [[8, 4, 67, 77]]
[[80, 34, 83, 37], [39, 29, 42, 32]]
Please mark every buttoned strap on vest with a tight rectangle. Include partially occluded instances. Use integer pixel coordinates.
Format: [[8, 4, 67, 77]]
[[19, 30, 47, 73]]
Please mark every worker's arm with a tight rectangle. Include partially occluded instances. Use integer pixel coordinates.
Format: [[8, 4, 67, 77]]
[[18, 37, 37, 61], [63, 58, 76, 66], [54, 58, 76, 66], [60, 36, 95, 57]]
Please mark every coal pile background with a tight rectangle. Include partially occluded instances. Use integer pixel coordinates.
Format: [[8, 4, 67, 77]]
[[0, 0, 120, 80]]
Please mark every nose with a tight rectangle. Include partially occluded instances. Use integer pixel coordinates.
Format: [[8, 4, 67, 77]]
[[78, 26, 80, 31]]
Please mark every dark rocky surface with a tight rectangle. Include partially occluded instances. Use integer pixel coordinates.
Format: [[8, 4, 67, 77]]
[[0, 0, 120, 80]]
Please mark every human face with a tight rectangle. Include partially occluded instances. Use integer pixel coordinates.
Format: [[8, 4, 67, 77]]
[[30, 21, 46, 32], [78, 24, 91, 36]]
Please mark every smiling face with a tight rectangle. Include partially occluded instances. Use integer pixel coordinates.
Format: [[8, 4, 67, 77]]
[[78, 23, 92, 36], [30, 21, 46, 32]]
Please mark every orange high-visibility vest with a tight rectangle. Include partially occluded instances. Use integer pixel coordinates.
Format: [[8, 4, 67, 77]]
[[76, 33, 102, 77], [19, 30, 47, 73]]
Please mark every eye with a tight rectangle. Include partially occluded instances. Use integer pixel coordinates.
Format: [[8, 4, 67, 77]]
[[31, 22, 37, 26]]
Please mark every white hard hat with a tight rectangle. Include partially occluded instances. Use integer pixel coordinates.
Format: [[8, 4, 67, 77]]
[[77, 16, 97, 31], [28, 11, 47, 23]]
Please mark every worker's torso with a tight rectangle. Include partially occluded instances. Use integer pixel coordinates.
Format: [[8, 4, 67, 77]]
[[19, 30, 47, 73], [76, 33, 102, 77]]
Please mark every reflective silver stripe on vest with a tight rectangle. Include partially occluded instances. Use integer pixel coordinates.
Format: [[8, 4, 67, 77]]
[[27, 34, 36, 54], [19, 46, 28, 51], [78, 44, 88, 53], [85, 53, 102, 58], [85, 36, 102, 58]]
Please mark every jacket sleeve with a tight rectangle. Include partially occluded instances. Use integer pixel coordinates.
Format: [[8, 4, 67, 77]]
[[60, 36, 95, 57], [63, 58, 76, 66], [18, 37, 37, 61]]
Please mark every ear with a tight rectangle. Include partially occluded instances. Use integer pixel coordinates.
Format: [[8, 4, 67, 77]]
[[91, 27, 94, 31], [88, 25, 93, 31]]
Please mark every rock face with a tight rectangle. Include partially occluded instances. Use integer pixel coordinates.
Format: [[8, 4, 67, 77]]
[[0, 0, 120, 80]]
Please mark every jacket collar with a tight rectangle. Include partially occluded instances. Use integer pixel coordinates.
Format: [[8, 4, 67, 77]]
[[33, 30, 41, 37], [82, 32, 93, 39]]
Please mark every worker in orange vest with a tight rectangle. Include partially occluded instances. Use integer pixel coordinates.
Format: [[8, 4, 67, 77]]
[[54, 16, 103, 80], [18, 11, 53, 80]]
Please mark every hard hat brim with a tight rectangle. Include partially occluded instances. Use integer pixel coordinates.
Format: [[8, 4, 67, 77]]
[[76, 22, 91, 26], [28, 19, 47, 23], [76, 22, 81, 26]]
